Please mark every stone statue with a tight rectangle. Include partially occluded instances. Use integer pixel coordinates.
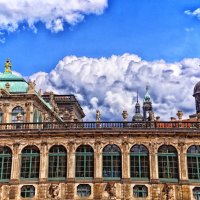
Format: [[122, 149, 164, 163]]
[[96, 110, 100, 122], [16, 112, 22, 122], [122, 110, 128, 122], [176, 110, 183, 121], [104, 182, 116, 200], [27, 80, 36, 94], [161, 184, 174, 200], [48, 184, 60, 199], [4, 59, 12, 73], [149, 111, 155, 121]]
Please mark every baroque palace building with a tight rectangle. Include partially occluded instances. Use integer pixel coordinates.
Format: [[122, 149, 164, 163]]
[[0, 59, 200, 200]]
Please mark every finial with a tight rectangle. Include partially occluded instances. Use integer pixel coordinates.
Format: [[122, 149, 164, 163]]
[[4, 59, 12, 73], [137, 89, 139, 103]]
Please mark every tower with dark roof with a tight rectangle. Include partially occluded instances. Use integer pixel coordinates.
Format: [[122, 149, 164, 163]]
[[193, 81, 200, 114], [132, 90, 143, 121]]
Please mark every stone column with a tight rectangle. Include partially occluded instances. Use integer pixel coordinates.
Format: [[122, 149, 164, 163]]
[[178, 142, 188, 183], [67, 141, 75, 181], [122, 140, 130, 180], [94, 141, 102, 180], [149, 142, 159, 182], [11, 143, 20, 182], [39, 141, 48, 182]]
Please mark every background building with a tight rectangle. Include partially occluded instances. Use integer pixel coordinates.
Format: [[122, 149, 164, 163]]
[[0, 60, 200, 200]]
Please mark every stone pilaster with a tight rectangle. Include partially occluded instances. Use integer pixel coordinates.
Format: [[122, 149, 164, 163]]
[[178, 142, 188, 182], [3, 103, 10, 123], [39, 141, 48, 182], [122, 140, 130, 180], [94, 140, 102, 180], [67, 141, 75, 181], [25, 101, 33, 123], [11, 143, 20, 182], [149, 142, 159, 182]]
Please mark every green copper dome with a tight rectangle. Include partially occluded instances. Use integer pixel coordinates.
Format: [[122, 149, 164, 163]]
[[0, 60, 28, 93]]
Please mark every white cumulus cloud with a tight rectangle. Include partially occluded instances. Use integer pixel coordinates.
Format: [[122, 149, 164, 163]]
[[0, 0, 108, 35], [185, 8, 200, 19], [30, 54, 199, 121]]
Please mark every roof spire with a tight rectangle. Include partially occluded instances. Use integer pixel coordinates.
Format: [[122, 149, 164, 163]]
[[137, 88, 139, 103], [4, 59, 12, 73], [144, 84, 151, 102]]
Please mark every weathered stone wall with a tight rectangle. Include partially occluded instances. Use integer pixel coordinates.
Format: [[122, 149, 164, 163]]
[[0, 129, 199, 200]]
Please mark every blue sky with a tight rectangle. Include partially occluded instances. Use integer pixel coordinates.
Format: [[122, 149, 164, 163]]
[[0, 0, 200, 75], [1, 0, 200, 120]]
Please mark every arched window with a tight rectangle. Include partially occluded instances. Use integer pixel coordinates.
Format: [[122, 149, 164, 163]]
[[187, 145, 200, 180], [48, 145, 67, 180], [130, 144, 149, 179], [158, 145, 179, 181], [21, 146, 40, 180], [21, 185, 35, 198], [12, 106, 25, 123], [38, 113, 42, 123], [133, 185, 148, 198], [76, 145, 94, 179], [103, 144, 121, 179], [193, 187, 200, 200], [0, 146, 12, 181], [33, 110, 37, 123]]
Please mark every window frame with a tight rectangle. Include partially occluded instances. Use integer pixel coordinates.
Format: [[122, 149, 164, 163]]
[[130, 144, 149, 180], [102, 144, 122, 180], [77, 184, 91, 198], [0, 146, 12, 182], [193, 187, 200, 200], [20, 146, 40, 181], [187, 145, 200, 182], [12, 106, 25, 123], [157, 145, 179, 182], [133, 185, 148, 198], [75, 145, 94, 179], [48, 145, 67, 181], [21, 185, 35, 198]]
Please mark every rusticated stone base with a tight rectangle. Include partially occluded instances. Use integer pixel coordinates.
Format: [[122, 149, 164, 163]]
[[0, 183, 195, 200]]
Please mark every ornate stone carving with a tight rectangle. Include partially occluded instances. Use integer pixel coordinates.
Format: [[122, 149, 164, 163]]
[[0, 185, 10, 200], [161, 184, 174, 200], [44, 113, 49, 122], [48, 184, 60, 200], [104, 182, 116, 200]]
